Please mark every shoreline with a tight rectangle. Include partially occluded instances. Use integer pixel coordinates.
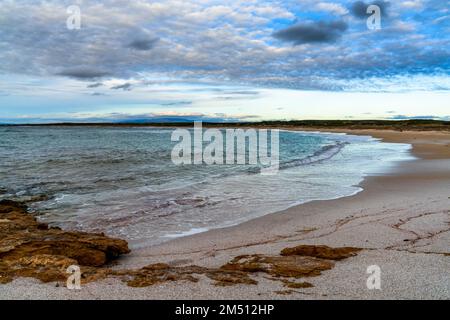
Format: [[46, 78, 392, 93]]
[[1, 128, 449, 299], [126, 129, 448, 250], [142, 128, 412, 248], [126, 128, 446, 253]]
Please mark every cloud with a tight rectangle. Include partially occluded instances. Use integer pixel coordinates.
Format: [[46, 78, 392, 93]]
[[350, 1, 390, 19], [111, 113, 259, 123], [111, 83, 132, 91], [0, 111, 260, 124], [127, 37, 159, 51], [57, 68, 110, 80], [315, 2, 349, 15], [160, 101, 192, 106], [398, 0, 424, 10], [432, 15, 449, 25], [226, 91, 260, 95], [215, 90, 261, 100], [273, 20, 348, 45], [388, 115, 448, 120], [0, 0, 448, 92], [87, 82, 103, 88]]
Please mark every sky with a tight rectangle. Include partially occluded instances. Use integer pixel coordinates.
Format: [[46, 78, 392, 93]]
[[0, 0, 449, 123]]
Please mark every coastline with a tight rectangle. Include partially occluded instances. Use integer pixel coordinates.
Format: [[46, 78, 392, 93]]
[[1, 129, 449, 299]]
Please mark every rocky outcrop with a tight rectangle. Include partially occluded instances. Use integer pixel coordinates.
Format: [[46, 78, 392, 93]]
[[0, 200, 363, 289], [280, 245, 362, 260], [221, 254, 334, 278], [123, 246, 364, 288], [0, 200, 130, 284], [121, 263, 257, 288]]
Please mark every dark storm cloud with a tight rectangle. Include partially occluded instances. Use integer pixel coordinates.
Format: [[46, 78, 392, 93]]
[[350, 1, 390, 19], [57, 68, 110, 80], [273, 20, 348, 45]]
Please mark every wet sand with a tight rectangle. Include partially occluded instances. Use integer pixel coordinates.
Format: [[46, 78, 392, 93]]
[[1, 129, 449, 299]]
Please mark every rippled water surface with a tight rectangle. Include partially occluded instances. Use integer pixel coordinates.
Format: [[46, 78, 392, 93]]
[[0, 126, 413, 247]]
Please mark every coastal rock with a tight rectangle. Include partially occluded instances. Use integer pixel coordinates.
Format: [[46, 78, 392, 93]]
[[221, 254, 335, 278], [280, 245, 362, 260], [282, 280, 314, 289], [206, 269, 258, 287], [124, 263, 203, 287], [0, 200, 364, 289], [0, 200, 130, 284], [123, 263, 257, 287]]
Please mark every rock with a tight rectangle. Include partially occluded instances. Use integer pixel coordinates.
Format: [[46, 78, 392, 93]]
[[124, 264, 204, 287], [0, 200, 130, 284], [282, 280, 314, 289], [274, 290, 295, 295], [280, 245, 362, 260], [0, 200, 364, 290], [112, 245, 363, 288], [207, 269, 257, 287], [221, 254, 334, 278]]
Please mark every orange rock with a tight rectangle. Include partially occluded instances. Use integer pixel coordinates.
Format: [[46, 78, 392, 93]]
[[221, 254, 334, 278], [0, 200, 130, 284], [280, 245, 362, 260], [0, 200, 364, 290]]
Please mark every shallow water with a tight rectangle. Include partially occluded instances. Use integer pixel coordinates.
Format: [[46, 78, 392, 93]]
[[0, 126, 413, 247]]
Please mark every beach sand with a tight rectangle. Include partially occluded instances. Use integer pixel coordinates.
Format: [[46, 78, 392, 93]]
[[1, 129, 449, 300]]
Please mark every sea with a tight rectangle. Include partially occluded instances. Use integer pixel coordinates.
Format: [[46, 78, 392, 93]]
[[0, 126, 414, 248]]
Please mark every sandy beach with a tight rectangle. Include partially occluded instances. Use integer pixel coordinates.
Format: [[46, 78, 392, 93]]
[[1, 129, 449, 300]]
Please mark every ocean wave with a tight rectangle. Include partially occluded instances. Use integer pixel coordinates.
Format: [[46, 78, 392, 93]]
[[279, 141, 348, 170]]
